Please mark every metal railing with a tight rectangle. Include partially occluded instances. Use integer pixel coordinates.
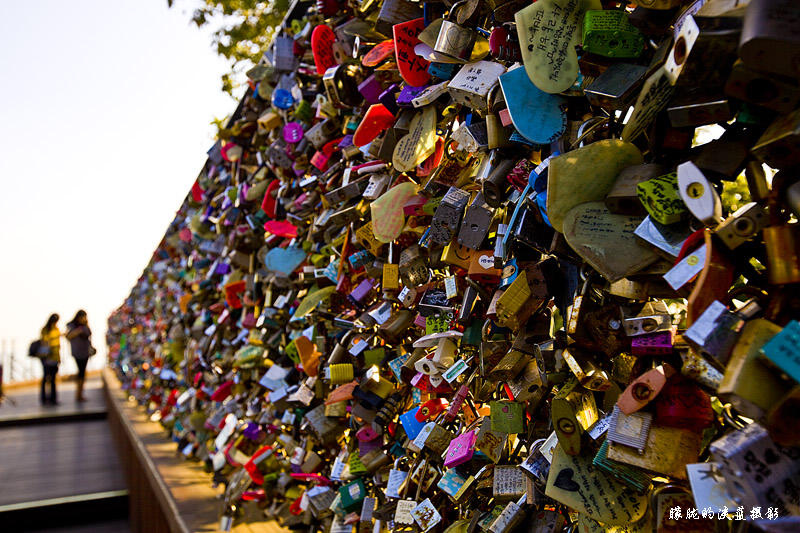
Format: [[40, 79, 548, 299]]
[[0, 338, 106, 385], [0, 339, 36, 383]]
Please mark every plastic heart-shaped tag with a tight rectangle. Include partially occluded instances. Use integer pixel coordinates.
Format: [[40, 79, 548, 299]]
[[370, 182, 419, 243], [393, 18, 431, 87], [311, 24, 338, 75], [264, 246, 307, 277], [393, 106, 437, 173], [499, 66, 567, 145], [546, 139, 643, 233], [353, 104, 395, 147], [362, 39, 394, 67], [515, 0, 600, 93], [263, 220, 298, 238], [562, 202, 658, 282]]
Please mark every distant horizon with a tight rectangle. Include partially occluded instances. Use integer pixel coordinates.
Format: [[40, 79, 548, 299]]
[[0, 1, 242, 382]]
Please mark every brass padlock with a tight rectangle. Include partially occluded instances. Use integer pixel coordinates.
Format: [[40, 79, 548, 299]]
[[763, 224, 800, 285], [507, 359, 548, 406], [561, 347, 611, 392], [752, 108, 800, 169], [607, 424, 701, 480], [490, 399, 524, 434], [488, 349, 529, 382], [718, 318, 792, 420], [551, 378, 598, 456], [452, 464, 493, 503], [494, 271, 533, 331], [475, 416, 507, 463]]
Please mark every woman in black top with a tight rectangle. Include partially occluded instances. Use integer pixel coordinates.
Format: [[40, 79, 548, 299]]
[[66, 310, 93, 402]]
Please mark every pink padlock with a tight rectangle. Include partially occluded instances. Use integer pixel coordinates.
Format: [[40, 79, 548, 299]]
[[356, 425, 380, 442], [310, 150, 330, 171], [444, 429, 476, 468]]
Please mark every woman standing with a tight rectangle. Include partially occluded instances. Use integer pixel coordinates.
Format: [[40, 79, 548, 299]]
[[66, 310, 93, 402], [40, 313, 61, 405]]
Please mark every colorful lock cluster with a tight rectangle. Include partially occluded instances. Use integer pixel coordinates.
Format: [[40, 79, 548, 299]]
[[106, 0, 800, 531]]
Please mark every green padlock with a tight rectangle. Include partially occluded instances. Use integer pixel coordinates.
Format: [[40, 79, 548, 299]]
[[339, 478, 367, 512], [583, 10, 644, 59], [637, 171, 688, 225], [490, 400, 524, 434]]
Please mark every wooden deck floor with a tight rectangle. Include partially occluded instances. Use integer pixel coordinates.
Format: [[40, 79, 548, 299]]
[[0, 375, 106, 426], [0, 376, 129, 532], [0, 420, 127, 507]]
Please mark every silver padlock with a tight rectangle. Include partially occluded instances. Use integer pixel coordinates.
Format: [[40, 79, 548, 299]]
[[710, 422, 800, 515], [433, 1, 477, 61], [386, 457, 409, 499], [488, 494, 527, 533], [493, 464, 526, 500]]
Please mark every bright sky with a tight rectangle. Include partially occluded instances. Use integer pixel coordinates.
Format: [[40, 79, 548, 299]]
[[0, 1, 239, 379]]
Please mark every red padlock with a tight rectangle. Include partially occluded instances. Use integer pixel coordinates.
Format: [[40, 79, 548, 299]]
[[654, 375, 714, 431], [415, 398, 449, 422]]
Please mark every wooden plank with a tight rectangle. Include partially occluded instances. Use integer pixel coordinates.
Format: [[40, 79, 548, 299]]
[[0, 419, 126, 507]]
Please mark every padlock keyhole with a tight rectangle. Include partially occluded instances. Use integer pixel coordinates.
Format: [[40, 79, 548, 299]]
[[632, 383, 651, 401], [557, 418, 576, 434], [673, 36, 687, 66], [686, 182, 704, 199], [734, 217, 754, 235]]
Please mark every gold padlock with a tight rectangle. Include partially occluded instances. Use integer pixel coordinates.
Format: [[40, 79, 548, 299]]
[[718, 318, 793, 420], [763, 224, 800, 284], [551, 378, 598, 456], [607, 425, 701, 480]]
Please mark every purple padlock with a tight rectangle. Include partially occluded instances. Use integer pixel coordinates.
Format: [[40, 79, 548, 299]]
[[214, 261, 232, 276], [242, 422, 262, 441], [444, 429, 476, 468], [358, 436, 383, 456], [338, 134, 354, 150], [294, 192, 309, 209], [378, 83, 400, 115], [358, 74, 384, 105], [348, 278, 375, 305], [631, 329, 674, 356], [283, 122, 304, 144], [397, 84, 428, 107]]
